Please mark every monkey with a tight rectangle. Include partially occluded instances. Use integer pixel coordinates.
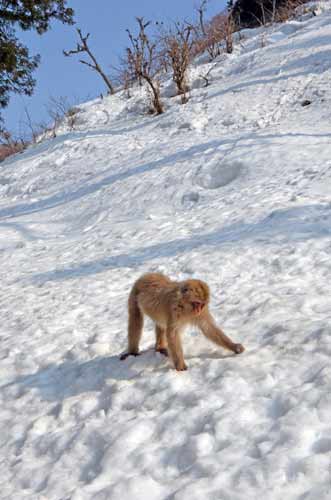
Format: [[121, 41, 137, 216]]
[[120, 273, 245, 371]]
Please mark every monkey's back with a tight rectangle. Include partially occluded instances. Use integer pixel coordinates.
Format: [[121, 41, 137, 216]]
[[131, 273, 177, 326]]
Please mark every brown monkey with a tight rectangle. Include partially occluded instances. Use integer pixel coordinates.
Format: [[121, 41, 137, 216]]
[[120, 273, 245, 371]]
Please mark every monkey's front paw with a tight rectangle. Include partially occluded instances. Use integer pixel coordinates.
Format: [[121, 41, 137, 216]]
[[175, 362, 188, 371], [156, 348, 169, 357], [120, 352, 140, 361], [233, 343, 245, 354]]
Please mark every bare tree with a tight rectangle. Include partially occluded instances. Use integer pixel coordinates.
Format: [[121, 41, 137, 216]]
[[236, 0, 305, 27], [197, 0, 208, 36], [111, 58, 134, 97], [45, 95, 80, 135], [199, 62, 218, 87], [211, 10, 235, 55], [192, 4, 235, 60], [23, 106, 41, 143], [225, 11, 234, 54], [22, 96, 80, 143], [64, 28, 115, 95], [125, 18, 164, 114], [276, 0, 305, 22], [194, 0, 223, 60], [271, 0, 277, 23], [161, 22, 195, 103], [193, 14, 222, 60], [66, 106, 80, 130]]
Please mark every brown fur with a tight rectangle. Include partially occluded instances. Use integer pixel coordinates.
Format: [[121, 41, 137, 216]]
[[120, 273, 245, 371]]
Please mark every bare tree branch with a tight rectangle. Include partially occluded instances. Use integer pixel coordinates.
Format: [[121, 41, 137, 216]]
[[64, 28, 115, 95]]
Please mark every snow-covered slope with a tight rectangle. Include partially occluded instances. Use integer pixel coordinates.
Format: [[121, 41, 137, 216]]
[[1, 4, 331, 499]]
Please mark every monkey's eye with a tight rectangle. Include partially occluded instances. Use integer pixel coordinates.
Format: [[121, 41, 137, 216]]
[[181, 286, 189, 294]]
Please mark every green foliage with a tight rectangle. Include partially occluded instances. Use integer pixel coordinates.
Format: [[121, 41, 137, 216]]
[[0, 24, 40, 108], [0, 1, 74, 117], [0, 0, 74, 33]]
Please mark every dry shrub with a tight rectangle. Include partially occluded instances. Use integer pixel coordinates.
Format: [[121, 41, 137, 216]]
[[125, 18, 164, 114], [161, 23, 195, 103], [275, 0, 306, 22], [0, 128, 26, 162], [193, 9, 235, 60]]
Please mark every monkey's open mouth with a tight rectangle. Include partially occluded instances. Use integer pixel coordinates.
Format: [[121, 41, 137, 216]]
[[192, 301, 205, 314]]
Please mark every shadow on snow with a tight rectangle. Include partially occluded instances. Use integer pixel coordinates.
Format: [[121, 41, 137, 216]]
[[32, 203, 331, 283], [1, 131, 330, 221], [0, 348, 235, 403]]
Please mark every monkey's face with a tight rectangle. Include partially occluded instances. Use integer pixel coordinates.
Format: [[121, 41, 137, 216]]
[[180, 279, 210, 316]]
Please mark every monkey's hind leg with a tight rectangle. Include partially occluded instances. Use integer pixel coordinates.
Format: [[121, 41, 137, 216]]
[[120, 291, 144, 361], [155, 325, 168, 357]]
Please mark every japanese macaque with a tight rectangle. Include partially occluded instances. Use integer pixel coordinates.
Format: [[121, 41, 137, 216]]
[[120, 273, 245, 371]]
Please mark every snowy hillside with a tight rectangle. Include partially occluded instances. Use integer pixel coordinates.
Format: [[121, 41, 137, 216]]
[[1, 3, 331, 499]]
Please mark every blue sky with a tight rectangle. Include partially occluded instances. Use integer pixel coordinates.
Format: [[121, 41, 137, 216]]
[[4, 0, 226, 136]]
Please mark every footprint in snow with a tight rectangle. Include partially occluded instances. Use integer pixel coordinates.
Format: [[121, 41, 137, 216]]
[[196, 160, 244, 190], [181, 191, 200, 208]]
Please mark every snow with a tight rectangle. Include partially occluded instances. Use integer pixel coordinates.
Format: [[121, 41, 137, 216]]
[[1, 3, 331, 499]]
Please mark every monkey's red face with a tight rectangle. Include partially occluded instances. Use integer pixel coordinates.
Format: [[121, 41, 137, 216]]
[[180, 279, 210, 316]]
